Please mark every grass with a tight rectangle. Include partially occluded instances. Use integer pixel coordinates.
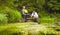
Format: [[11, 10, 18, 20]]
[[38, 17, 55, 24], [0, 22, 60, 35]]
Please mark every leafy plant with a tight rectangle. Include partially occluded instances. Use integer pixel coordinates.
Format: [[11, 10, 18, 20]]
[[38, 17, 55, 23], [0, 6, 22, 23], [0, 14, 8, 24], [8, 10, 22, 23]]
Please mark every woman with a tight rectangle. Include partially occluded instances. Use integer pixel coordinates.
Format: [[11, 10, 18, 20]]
[[31, 11, 38, 22]]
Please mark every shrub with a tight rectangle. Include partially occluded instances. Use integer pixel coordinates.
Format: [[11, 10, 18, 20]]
[[0, 14, 8, 24], [38, 17, 55, 24], [8, 10, 22, 23], [0, 7, 22, 23], [0, 5, 11, 14]]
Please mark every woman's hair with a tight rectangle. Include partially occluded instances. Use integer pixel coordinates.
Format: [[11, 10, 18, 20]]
[[23, 6, 25, 9]]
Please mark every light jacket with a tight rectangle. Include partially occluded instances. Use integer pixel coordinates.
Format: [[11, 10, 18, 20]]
[[31, 12, 38, 18]]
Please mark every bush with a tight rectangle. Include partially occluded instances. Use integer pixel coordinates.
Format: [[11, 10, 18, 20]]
[[38, 17, 55, 24], [0, 5, 12, 14], [8, 10, 22, 22], [0, 7, 22, 23], [0, 14, 8, 24]]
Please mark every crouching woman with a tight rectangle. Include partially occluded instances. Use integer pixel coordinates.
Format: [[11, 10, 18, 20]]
[[31, 11, 38, 22]]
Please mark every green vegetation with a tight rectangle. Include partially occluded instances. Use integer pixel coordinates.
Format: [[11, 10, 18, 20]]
[[0, 0, 60, 23], [0, 14, 8, 24], [7, 9, 22, 23], [38, 17, 55, 23], [0, 6, 22, 23], [0, 0, 60, 35], [0, 22, 60, 35]]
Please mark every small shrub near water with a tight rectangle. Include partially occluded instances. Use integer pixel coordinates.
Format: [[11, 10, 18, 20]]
[[38, 17, 55, 24], [0, 14, 8, 24], [0, 7, 22, 23]]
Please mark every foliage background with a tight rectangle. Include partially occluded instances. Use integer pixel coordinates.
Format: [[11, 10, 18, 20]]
[[1, 0, 60, 23], [0, 0, 60, 35]]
